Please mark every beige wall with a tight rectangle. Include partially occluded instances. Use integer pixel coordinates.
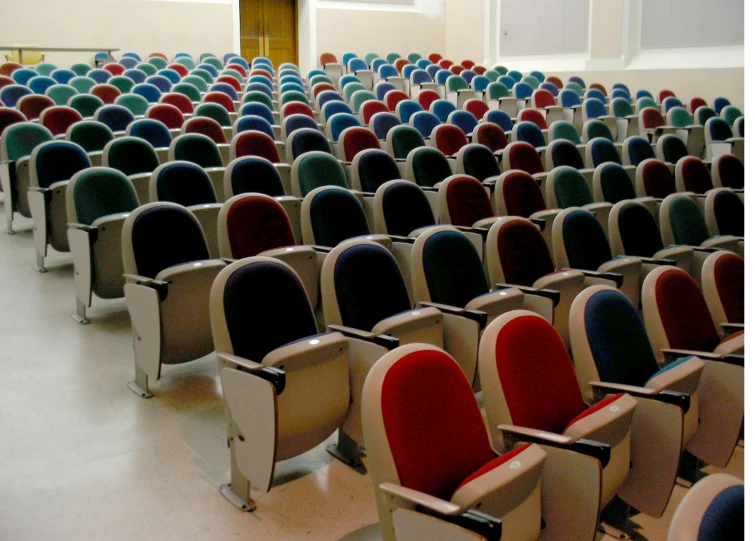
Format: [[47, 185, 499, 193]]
[[0, 0, 234, 65], [444, 0, 485, 64]]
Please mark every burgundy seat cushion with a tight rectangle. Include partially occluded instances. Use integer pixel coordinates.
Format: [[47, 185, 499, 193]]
[[235, 132, 280, 163], [446, 176, 494, 227], [497, 220, 554, 286], [226, 196, 295, 258], [714, 253, 744, 323]]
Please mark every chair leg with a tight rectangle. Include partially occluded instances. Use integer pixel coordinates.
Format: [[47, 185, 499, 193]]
[[127, 364, 153, 398], [70, 299, 90, 324], [219, 430, 256, 512], [599, 497, 635, 540], [327, 428, 364, 470], [6, 210, 14, 235], [32, 252, 47, 273]]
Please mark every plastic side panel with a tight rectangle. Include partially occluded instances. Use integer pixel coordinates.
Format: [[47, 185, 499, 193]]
[[128, 172, 152, 205], [221, 367, 277, 493], [686, 360, 744, 468], [440, 312, 480, 386], [48, 184, 70, 252], [275, 164, 292, 196], [460, 230, 484, 261], [28, 190, 48, 258], [68, 227, 93, 308], [91, 216, 128, 299], [15, 159, 32, 217], [539, 446, 601, 541], [264, 247, 319, 310], [124, 283, 162, 381], [206, 168, 226, 202], [277, 198, 302, 245], [393, 509, 488, 541], [189, 205, 221, 259], [617, 397, 682, 518], [390, 242, 414, 305], [341, 337, 389, 447]]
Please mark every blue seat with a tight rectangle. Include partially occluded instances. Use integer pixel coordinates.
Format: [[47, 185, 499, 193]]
[[713, 97, 731, 115], [623, 136, 655, 166], [427, 65, 441, 78], [322, 101, 353, 123], [253, 56, 273, 68], [588, 137, 622, 166], [245, 83, 273, 99], [342, 52, 358, 66], [157, 69, 181, 85], [540, 82, 559, 97], [471, 76, 490, 92], [459, 70, 475, 85], [239, 102, 275, 125], [119, 57, 139, 69], [397, 100, 423, 123], [417, 59, 431, 70], [234, 115, 275, 139], [375, 82, 396, 102], [127, 118, 172, 148], [513, 121, 546, 148], [228, 57, 250, 70], [559, 89, 581, 108], [569, 76, 586, 89], [636, 89, 652, 101], [94, 104, 135, 132], [411, 70, 432, 86], [0, 85, 33, 108], [248, 75, 274, 91], [197, 64, 219, 78], [497, 75, 516, 89], [223, 53, 239, 65], [50, 69, 76, 85], [123, 69, 147, 84], [132, 83, 162, 103], [448, 110, 478, 136], [122, 52, 142, 62], [508, 70, 523, 82], [12, 68, 39, 86], [410, 111, 441, 138], [371, 113, 402, 140], [378, 65, 399, 80], [210, 83, 239, 101], [513, 82, 534, 100], [281, 114, 318, 138], [317, 91, 343, 110], [484, 110, 513, 132], [371, 58, 388, 71], [28, 76, 56, 95], [348, 58, 369, 72], [329, 113, 361, 142], [307, 69, 328, 80], [585, 89, 607, 103], [146, 75, 172, 94], [279, 82, 304, 96], [402, 64, 418, 79], [435, 70, 453, 86], [430, 99, 457, 122], [583, 98, 609, 119]]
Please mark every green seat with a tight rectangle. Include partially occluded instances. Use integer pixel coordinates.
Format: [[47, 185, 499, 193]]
[[195, 102, 232, 127], [722, 106, 743, 127], [493, 65, 508, 75], [584, 120, 613, 141], [35, 63, 58, 76], [484, 70, 499, 83], [46, 84, 78, 106], [172, 82, 201, 102], [204, 57, 223, 71], [409, 147, 452, 188], [386, 53, 401, 64], [242, 91, 274, 110], [564, 82, 584, 97], [695, 107, 716, 127], [2, 122, 53, 161], [351, 90, 376, 112], [176, 57, 196, 70], [147, 57, 168, 70], [116, 93, 150, 116], [105, 136, 159, 176], [446, 76, 468, 93], [221, 69, 244, 84], [486, 82, 509, 100], [69, 76, 96, 94], [68, 94, 104, 118], [280, 90, 309, 107], [365, 53, 380, 66], [70, 63, 92, 77], [109, 75, 135, 94], [522, 75, 540, 88], [551, 166, 594, 208], [136, 63, 158, 76], [71, 168, 139, 226], [181, 75, 208, 94], [199, 53, 218, 63], [407, 53, 422, 64], [389, 126, 425, 160], [636, 97, 659, 111], [309, 75, 331, 87], [190, 69, 213, 85], [343, 83, 366, 103], [668, 195, 712, 246], [67, 120, 114, 152], [550, 121, 581, 145], [279, 63, 299, 72], [668, 107, 694, 128], [295, 152, 349, 197], [611, 98, 634, 118], [172, 133, 223, 168]]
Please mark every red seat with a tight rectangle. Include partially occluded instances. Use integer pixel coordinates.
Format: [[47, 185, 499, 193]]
[[203, 91, 235, 113], [184, 116, 227, 144], [394, 59, 410, 73], [640, 108, 665, 132], [532, 89, 557, 109], [160, 92, 194, 115], [0, 62, 23, 77], [312, 82, 336, 98], [463, 99, 488, 121], [90, 84, 121, 105], [228, 63, 249, 77], [281, 101, 314, 119], [428, 53, 443, 64], [103, 63, 125, 76], [431, 124, 467, 156], [17, 94, 55, 121], [460, 60, 475, 70], [637, 159, 676, 198], [249, 68, 271, 81], [216, 75, 242, 92], [659, 89, 676, 102], [340, 126, 380, 162], [0, 107, 27, 135], [361, 100, 389, 124], [166, 63, 189, 77], [473, 122, 508, 152], [471, 65, 487, 75], [449, 65, 464, 75], [39, 106, 83, 136], [503, 142, 544, 175], [147, 103, 184, 129], [519, 109, 547, 130], [545, 76, 563, 89], [701, 251, 743, 325], [438, 59, 453, 70], [440, 175, 494, 227], [588, 83, 607, 96], [149, 52, 168, 61], [0, 75, 14, 91], [689, 97, 707, 114], [384, 90, 410, 112], [222, 194, 296, 258], [319, 52, 337, 65], [676, 156, 713, 194], [500, 170, 547, 217], [233, 131, 280, 163], [417, 89, 440, 111]]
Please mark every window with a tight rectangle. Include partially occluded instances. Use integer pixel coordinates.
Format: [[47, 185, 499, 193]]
[[499, 0, 589, 56], [641, 0, 744, 49]]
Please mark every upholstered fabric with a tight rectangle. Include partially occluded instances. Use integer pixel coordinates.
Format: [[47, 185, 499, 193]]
[[464, 99, 488, 121], [397, 101, 423, 124], [659, 135, 688, 164], [3, 123, 52, 161], [430, 100, 457, 123], [235, 132, 280, 162], [128, 119, 172, 148], [234, 115, 274, 139], [392, 124, 428, 157], [564, 393, 626, 430], [131, 205, 209, 279], [371, 113, 400, 140], [226, 196, 295, 259], [640, 108, 664, 130], [382, 349, 497, 500], [654, 268, 722, 352], [107, 138, 158, 176], [496, 220, 554, 287], [146, 104, 183, 129], [445, 175, 494, 226], [154, 162, 216, 206], [514, 121, 546, 147], [585, 120, 613, 142], [282, 114, 318, 136], [502, 171, 546, 217], [550, 140, 584, 169], [559, 89, 581, 108], [95, 105, 134, 132], [34, 142, 90, 188], [242, 91, 274, 110], [668, 107, 694, 128], [342, 127, 380, 162], [507, 143, 544, 175], [422, 230, 489, 307], [486, 83, 510, 102], [617, 202, 665, 257], [553, 167, 593, 208], [196, 102, 232, 127], [382, 182, 435, 236], [611, 98, 633, 118], [715, 155, 744, 189], [410, 147, 452, 187], [18, 95, 54, 120], [160, 92, 193, 114], [173, 134, 223, 168], [329, 113, 360, 142], [68, 121, 113, 152], [223, 261, 318, 362], [698, 485, 745, 541], [712, 190, 744, 237], [289, 129, 331, 161], [309, 188, 369, 247], [625, 137, 655, 166], [640, 160, 676, 198], [229, 157, 284, 197], [680, 158, 713, 194], [583, 289, 661, 386], [668, 196, 711, 246], [461, 145, 500, 182], [334, 244, 412, 331], [68, 95, 103, 119], [494, 314, 587, 433], [116, 93, 150, 116], [417, 89, 440, 111], [73, 169, 139, 226], [356, 150, 400, 193], [589, 138, 621, 166], [599, 163, 636, 203], [551, 121, 581, 145], [455, 443, 533, 491], [713, 253, 744, 323], [475, 122, 508, 152], [0, 107, 26, 136], [298, 153, 349, 196], [584, 99, 608, 120], [562, 210, 613, 271], [519, 110, 547, 131]]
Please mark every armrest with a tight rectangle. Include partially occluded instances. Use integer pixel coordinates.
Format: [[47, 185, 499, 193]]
[[312, 245, 333, 254], [380, 483, 503, 541], [418, 301, 487, 328], [566, 269, 623, 287], [454, 225, 490, 239], [217, 352, 286, 395], [388, 235, 415, 245], [589, 381, 690, 413], [499, 424, 611, 467], [496, 283, 560, 307], [640, 257, 676, 266], [662, 348, 744, 367], [327, 324, 400, 350], [123, 273, 169, 301], [419, 186, 439, 193], [28, 186, 50, 194], [530, 217, 546, 231], [721, 323, 744, 335]]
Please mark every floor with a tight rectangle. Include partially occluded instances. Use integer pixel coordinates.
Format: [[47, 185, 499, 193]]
[[0, 213, 743, 541]]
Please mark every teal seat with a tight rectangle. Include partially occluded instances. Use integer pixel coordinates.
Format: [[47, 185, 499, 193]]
[[195, 102, 232, 127], [172, 83, 201, 102], [68, 94, 104, 118], [67, 120, 114, 152], [116, 94, 150, 116], [70, 63, 92, 77], [109, 75, 135, 94], [181, 75, 208, 93], [46, 84, 78, 106], [294, 152, 349, 197]]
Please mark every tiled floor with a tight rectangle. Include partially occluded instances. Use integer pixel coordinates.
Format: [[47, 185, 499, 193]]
[[0, 214, 743, 540]]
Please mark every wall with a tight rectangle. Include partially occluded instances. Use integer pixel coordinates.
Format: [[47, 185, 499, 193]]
[[0, 0, 235, 65]]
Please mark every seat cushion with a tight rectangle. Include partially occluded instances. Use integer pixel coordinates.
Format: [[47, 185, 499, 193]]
[[564, 393, 625, 431], [226, 197, 295, 258]]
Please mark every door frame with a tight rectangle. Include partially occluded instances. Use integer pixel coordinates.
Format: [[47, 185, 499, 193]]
[[232, 0, 317, 74]]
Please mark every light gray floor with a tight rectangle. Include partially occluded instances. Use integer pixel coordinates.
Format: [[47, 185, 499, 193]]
[[0, 214, 743, 541]]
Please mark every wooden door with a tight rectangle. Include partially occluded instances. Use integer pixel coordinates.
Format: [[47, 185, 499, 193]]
[[240, 0, 298, 69]]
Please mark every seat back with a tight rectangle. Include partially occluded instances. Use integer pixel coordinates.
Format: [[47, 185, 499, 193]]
[[712, 97, 730, 115], [513, 121, 545, 147], [547, 139, 584, 169], [293, 151, 349, 197], [1, 85, 33, 108], [583, 98, 608, 119], [431, 124, 468, 156], [351, 149, 400, 193], [67, 167, 139, 225], [655, 134, 688, 164], [30, 140, 91, 189], [340, 126, 380, 162], [150, 161, 217, 206], [126, 118, 172, 148], [701, 252, 744, 325], [0, 107, 27, 136], [327, 112, 360, 142], [17, 94, 55, 120], [486, 217, 554, 287], [409, 111, 440, 138], [676, 156, 713, 194], [547, 166, 593, 208], [639, 108, 664, 131], [417, 89, 440, 111], [611, 200, 665, 257], [484, 109, 513, 131], [463, 99, 489, 121], [232, 131, 280, 162], [497, 170, 546, 217], [146, 103, 184, 130], [705, 117, 733, 143], [396, 100, 422, 123], [623, 136, 654, 166], [595, 162, 635, 204], [45, 84, 78, 106], [502, 142, 544, 175], [667, 474, 744, 541], [430, 99, 456, 122], [103, 136, 159, 176], [370, 112, 401, 140], [472, 122, 508, 152], [224, 156, 284, 199], [711, 154, 744, 190], [170, 133, 223, 168], [218, 193, 296, 259], [302, 186, 370, 247], [587, 137, 621, 167], [549, 121, 581, 145], [94, 104, 134, 132], [661, 194, 711, 247], [457, 144, 500, 182], [554, 208, 613, 271], [707, 188, 743, 237], [406, 146, 452, 187], [375, 180, 435, 236], [1, 122, 53, 161]]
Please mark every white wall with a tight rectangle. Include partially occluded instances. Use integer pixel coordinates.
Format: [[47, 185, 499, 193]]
[[0, 0, 235, 65]]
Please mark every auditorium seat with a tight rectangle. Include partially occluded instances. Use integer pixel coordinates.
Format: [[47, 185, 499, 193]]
[[39, 105, 83, 137], [405, 146, 452, 188], [45, 84, 78, 106], [285, 127, 331, 164], [17, 94, 55, 120], [704, 188, 744, 239], [115, 93, 150, 116], [710, 154, 744, 190], [102, 136, 160, 203], [291, 151, 349, 198], [659, 193, 742, 254], [704, 117, 743, 162]]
